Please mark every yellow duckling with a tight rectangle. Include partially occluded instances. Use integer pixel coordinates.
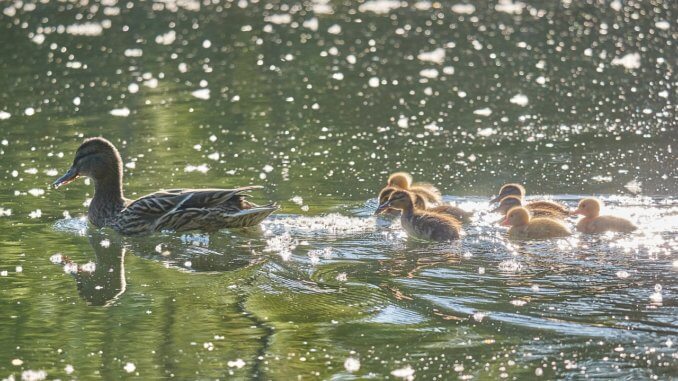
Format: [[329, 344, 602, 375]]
[[375, 190, 461, 242], [378, 186, 472, 223], [490, 183, 569, 217], [492, 195, 566, 219], [572, 198, 638, 234], [387, 172, 442, 204], [501, 207, 571, 239]]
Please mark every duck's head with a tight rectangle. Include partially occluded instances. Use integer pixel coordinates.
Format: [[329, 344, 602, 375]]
[[387, 172, 412, 189], [572, 198, 601, 218], [52, 137, 123, 188], [490, 183, 525, 203], [491, 195, 522, 215], [375, 190, 414, 214], [501, 207, 530, 227]]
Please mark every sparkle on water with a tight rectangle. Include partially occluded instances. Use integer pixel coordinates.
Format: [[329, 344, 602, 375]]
[[0, 0, 675, 380]]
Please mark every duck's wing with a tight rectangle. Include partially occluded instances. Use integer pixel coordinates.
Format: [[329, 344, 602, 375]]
[[114, 186, 276, 234]]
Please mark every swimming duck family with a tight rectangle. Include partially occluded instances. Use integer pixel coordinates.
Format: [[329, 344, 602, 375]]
[[376, 189, 461, 242], [572, 198, 638, 234], [52, 137, 278, 235]]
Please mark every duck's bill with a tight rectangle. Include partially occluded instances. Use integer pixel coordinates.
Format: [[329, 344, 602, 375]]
[[490, 205, 503, 213], [571, 209, 584, 216], [52, 167, 79, 189], [489, 195, 502, 204], [374, 201, 391, 215], [500, 218, 511, 226]]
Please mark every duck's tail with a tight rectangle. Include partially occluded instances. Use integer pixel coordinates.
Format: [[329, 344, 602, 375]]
[[225, 203, 279, 228]]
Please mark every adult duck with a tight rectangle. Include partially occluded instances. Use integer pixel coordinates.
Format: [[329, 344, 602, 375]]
[[501, 207, 571, 239], [52, 137, 278, 235], [490, 183, 569, 216], [375, 189, 461, 242], [572, 198, 637, 234]]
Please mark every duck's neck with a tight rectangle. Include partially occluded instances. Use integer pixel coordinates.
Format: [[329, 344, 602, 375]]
[[89, 172, 125, 227], [400, 203, 415, 220]]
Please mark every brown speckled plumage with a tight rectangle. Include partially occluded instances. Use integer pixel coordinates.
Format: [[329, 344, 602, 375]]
[[53, 137, 277, 235]]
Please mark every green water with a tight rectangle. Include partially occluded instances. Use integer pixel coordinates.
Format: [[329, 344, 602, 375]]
[[1, 0, 676, 379]]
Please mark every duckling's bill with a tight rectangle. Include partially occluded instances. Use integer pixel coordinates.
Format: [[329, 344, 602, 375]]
[[374, 201, 391, 215]]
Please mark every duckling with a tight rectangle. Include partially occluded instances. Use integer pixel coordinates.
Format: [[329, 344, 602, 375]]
[[572, 198, 637, 234], [490, 183, 569, 216], [491, 195, 566, 219], [387, 172, 442, 204], [502, 207, 571, 239], [52, 137, 278, 235], [375, 190, 461, 242], [377, 186, 472, 223]]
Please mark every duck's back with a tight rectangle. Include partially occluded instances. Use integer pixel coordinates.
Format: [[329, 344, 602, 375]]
[[510, 217, 571, 239], [402, 211, 460, 241], [577, 215, 637, 234], [526, 200, 570, 217], [112, 187, 276, 235]]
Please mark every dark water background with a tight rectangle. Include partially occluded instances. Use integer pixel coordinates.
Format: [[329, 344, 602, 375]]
[[0, 0, 676, 379]]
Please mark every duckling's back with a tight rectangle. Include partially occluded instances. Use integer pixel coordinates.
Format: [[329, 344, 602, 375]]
[[409, 183, 442, 204], [526, 201, 570, 217], [578, 215, 637, 234], [510, 217, 571, 239], [404, 211, 461, 241]]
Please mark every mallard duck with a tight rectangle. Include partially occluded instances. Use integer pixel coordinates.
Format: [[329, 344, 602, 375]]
[[378, 186, 472, 223], [572, 198, 637, 234], [387, 172, 442, 204], [52, 137, 278, 235], [501, 207, 571, 239], [490, 183, 569, 216], [491, 195, 566, 219], [375, 189, 460, 241]]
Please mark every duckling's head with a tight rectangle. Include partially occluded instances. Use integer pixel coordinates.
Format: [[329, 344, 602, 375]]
[[387, 172, 412, 189], [377, 186, 398, 208], [52, 137, 123, 188], [490, 183, 525, 203], [501, 207, 530, 227], [573, 198, 601, 218], [375, 190, 415, 214], [491, 195, 522, 215]]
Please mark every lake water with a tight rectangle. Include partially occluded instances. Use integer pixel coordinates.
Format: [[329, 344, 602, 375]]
[[0, 0, 676, 379]]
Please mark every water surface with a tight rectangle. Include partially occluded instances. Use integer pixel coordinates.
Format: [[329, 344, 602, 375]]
[[0, 0, 676, 379]]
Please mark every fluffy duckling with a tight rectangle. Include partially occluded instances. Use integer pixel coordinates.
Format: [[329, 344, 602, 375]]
[[490, 183, 569, 216], [387, 172, 442, 204], [375, 190, 460, 242], [572, 198, 637, 234], [378, 186, 472, 223], [492, 195, 566, 219], [502, 207, 571, 239]]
